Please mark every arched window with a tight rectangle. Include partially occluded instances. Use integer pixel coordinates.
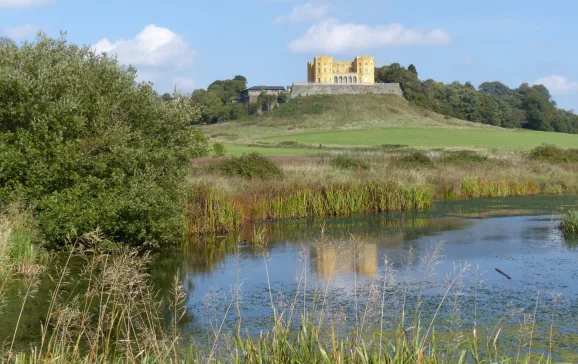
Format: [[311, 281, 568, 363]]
[[353, 76, 357, 83], [334, 76, 338, 84], [339, 76, 343, 83], [348, 76, 352, 83], [344, 77, 348, 84]]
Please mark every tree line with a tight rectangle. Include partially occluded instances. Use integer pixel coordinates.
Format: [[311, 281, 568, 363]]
[[376, 63, 578, 133], [161, 77, 288, 124]]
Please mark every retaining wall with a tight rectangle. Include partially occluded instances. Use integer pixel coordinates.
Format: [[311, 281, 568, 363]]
[[290, 83, 403, 98]]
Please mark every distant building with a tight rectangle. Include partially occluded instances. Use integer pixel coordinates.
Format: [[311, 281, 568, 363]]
[[239, 86, 286, 104], [307, 56, 375, 85]]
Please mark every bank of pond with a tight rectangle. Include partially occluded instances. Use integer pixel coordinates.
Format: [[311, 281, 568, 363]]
[[2, 195, 578, 362]]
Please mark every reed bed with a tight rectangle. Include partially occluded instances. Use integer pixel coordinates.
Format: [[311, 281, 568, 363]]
[[187, 181, 433, 235]]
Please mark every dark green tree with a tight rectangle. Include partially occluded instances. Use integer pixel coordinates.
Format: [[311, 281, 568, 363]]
[[0, 35, 209, 246]]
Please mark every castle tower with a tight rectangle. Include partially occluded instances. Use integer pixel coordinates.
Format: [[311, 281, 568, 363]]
[[307, 55, 374, 84]]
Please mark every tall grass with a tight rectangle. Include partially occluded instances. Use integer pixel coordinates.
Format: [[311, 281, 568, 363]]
[[2, 233, 569, 362], [560, 210, 578, 236], [187, 181, 433, 235]]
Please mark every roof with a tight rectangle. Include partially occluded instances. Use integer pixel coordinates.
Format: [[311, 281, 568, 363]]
[[244, 86, 286, 91]]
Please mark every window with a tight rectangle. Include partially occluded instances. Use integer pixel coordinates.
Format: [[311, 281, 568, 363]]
[[365, 62, 368, 66], [318, 78, 321, 83], [334, 76, 338, 83], [365, 68, 368, 73], [324, 68, 326, 73], [317, 68, 320, 73]]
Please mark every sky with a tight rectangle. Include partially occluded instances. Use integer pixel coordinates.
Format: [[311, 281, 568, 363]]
[[1, 0, 578, 111]]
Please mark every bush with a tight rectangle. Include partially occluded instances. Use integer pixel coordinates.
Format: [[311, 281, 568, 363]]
[[329, 156, 369, 170], [0, 35, 209, 247], [394, 152, 434, 168], [561, 210, 578, 236], [440, 150, 488, 164], [528, 144, 578, 163], [212, 142, 226, 157], [217, 153, 282, 179]]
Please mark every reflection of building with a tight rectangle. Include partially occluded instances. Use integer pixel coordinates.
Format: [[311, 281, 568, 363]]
[[312, 243, 378, 278], [307, 56, 375, 84]]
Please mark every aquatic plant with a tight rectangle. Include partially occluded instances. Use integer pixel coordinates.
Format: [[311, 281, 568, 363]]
[[561, 210, 578, 236], [187, 181, 433, 235]]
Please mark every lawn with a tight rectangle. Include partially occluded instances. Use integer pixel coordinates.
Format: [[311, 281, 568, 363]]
[[263, 128, 578, 150]]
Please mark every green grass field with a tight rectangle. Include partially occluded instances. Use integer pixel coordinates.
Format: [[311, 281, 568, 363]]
[[263, 128, 578, 150], [203, 94, 578, 155]]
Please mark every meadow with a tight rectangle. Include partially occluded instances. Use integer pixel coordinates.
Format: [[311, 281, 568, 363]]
[[202, 94, 578, 155]]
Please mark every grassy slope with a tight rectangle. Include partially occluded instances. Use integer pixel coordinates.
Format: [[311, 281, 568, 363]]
[[201, 94, 578, 154]]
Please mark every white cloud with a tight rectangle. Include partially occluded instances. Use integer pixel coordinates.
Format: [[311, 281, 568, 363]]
[[533, 75, 578, 96], [275, 2, 329, 23], [1, 24, 39, 40], [0, 0, 51, 7], [93, 25, 197, 92], [288, 19, 451, 53], [458, 55, 474, 67], [93, 24, 196, 70]]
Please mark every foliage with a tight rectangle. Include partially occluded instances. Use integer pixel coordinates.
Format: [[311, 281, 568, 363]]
[[217, 153, 282, 179], [376, 63, 578, 133], [277, 92, 289, 104], [212, 142, 226, 157], [394, 152, 434, 168], [329, 156, 369, 170], [561, 210, 578, 236], [440, 150, 488, 164], [528, 144, 578, 163], [0, 35, 209, 247], [191, 75, 254, 123]]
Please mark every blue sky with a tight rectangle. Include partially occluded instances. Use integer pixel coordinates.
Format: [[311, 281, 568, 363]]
[[2, 0, 577, 110]]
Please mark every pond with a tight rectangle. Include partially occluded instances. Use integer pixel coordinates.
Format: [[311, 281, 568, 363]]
[[3, 195, 578, 359]]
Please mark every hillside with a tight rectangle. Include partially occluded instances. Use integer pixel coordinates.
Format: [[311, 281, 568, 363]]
[[201, 94, 578, 154], [202, 94, 496, 143]]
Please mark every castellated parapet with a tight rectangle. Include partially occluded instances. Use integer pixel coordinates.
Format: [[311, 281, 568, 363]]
[[290, 83, 403, 98]]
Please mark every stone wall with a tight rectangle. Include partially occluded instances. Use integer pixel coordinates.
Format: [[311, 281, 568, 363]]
[[290, 82, 403, 98]]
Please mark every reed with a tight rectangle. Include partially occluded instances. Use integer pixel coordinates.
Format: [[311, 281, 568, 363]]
[[187, 181, 433, 236], [459, 177, 546, 198], [2, 234, 569, 363], [560, 210, 578, 236]]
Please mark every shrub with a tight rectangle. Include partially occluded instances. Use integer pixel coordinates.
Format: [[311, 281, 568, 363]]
[[0, 35, 209, 247], [329, 156, 369, 170], [217, 153, 282, 179], [212, 142, 226, 157], [440, 150, 488, 164], [394, 152, 434, 168], [561, 210, 578, 236], [528, 144, 578, 163]]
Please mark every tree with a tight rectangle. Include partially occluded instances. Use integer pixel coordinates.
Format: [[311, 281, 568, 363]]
[[0, 35, 209, 246], [408, 64, 418, 76]]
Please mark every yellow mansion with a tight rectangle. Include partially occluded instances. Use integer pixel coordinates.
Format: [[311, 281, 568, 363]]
[[307, 55, 375, 84]]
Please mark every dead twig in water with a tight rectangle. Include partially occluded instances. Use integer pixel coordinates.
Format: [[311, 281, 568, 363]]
[[495, 268, 512, 279]]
